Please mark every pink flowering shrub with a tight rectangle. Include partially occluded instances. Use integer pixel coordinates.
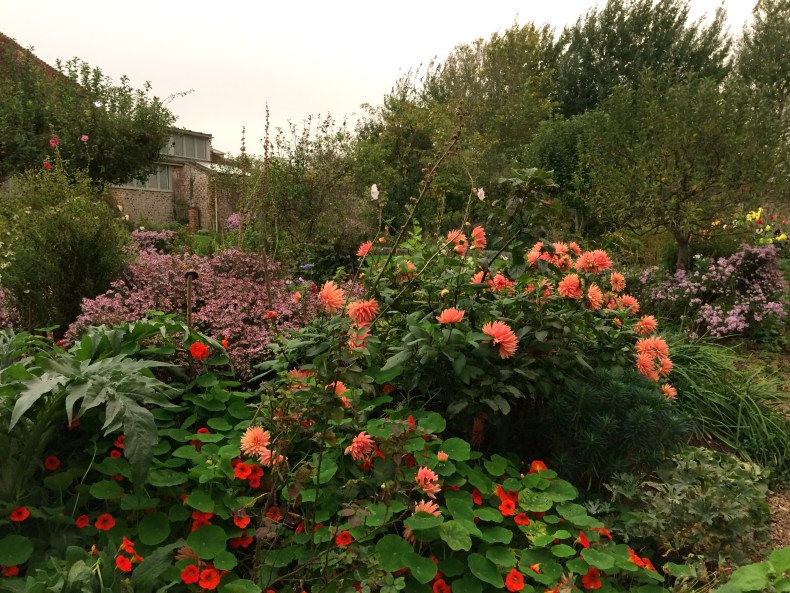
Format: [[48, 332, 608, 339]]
[[130, 229, 177, 253], [639, 244, 788, 338], [68, 249, 318, 378], [0, 289, 19, 329]]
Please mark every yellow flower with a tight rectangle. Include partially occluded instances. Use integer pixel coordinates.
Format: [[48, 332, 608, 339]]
[[778, 233, 788, 241]]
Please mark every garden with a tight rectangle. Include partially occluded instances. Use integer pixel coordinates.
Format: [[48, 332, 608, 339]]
[[1, 1, 790, 592]]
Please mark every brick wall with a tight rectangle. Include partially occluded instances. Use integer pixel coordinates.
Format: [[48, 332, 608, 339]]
[[108, 187, 174, 226]]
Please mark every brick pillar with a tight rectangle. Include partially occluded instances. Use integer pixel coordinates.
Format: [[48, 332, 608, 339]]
[[188, 207, 200, 231]]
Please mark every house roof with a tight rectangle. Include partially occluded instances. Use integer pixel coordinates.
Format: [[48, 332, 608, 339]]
[[0, 32, 70, 83]]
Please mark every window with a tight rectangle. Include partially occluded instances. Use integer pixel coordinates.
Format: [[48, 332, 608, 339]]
[[169, 133, 209, 160], [121, 165, 171, 191]]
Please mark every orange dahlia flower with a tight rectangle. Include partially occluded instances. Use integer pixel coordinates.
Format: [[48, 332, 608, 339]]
[[482, 321, 518, 359]]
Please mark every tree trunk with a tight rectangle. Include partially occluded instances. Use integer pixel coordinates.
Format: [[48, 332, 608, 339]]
[[670, 228, 691, 271]]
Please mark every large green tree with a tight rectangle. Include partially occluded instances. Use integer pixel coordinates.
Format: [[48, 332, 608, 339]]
[[0, 40, 175, 185], [576, 76, 785, 270], [546, 0, 732, 117]]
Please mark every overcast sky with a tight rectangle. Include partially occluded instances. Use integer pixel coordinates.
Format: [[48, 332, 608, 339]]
[[2, 1, 755, 156]]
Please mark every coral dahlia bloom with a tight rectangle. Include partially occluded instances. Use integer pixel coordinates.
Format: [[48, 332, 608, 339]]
[[470, 225, 487, 250], [436, 308, 464, 324], [445, 229, 468, 256], [347, 299, 379, 325], [636, 336, 670, 359], [326, 381, 348, 396], [636, 353, 660, 381], [634, 315, 658, 336], [661, 384, 677, 399], [586, 283, 603, 310], [415, 466, 441, 498], [482, 321, 518, 359], [240, 426, 271, 457], [347, 324, 370, 352], [9, 506, 30, 522], [319, 281, 346, 313], [189, 342, 210, 360], [489, 273, 515, 293], [344, 431, 375, 461], [618, 294, 640, 315], [505, 568, 525, 592], [557, 274, 584, 299], [575, 249, 612, 274], [356, 241, 373, 257], [471, 270, 485, 284], [610, 272, 626, 293], [413, 500, 441, 516]]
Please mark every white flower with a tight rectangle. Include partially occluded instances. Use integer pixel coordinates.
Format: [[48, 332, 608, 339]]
[[477, 187, 485, 201], [371, 184, 379, 201]]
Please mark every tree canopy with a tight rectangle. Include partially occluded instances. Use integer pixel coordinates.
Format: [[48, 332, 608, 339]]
[[0, 39, 175, 185], [546, 0, 732, 117]]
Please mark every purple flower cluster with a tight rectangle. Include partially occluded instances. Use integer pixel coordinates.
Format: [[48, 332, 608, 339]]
[[67, 249, 319, 378], [643, 244, 788, 337], [226, 213, 241, 230], [131, 229, 177, 253]]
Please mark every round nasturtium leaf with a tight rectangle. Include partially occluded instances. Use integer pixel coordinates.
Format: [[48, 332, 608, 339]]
[[138, 512, 170, 546], [0, 535, 34, 565], [186, 525, 227, 559], [89, 480, 124, 500]]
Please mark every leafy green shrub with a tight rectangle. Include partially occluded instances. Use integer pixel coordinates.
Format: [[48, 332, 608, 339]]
[[0, 320, 663, 592], [0, 166, 129, 332], [714, 546, 790, 593], [530, 368, 689, 487], [665, 333, 790, 480], [604, 447, 771, 565]]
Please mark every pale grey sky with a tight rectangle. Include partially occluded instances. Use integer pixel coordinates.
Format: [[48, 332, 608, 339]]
[[2, 1, 755, 156]]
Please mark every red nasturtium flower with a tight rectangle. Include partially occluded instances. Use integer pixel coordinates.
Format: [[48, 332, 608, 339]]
[[432, 578, 451, 593], [94, 513, 116, 531], [221, 336, 229, 349], [265, 507, 282, 522], [1, 565, 19, 577], [115, 555, 132, 572], [44, 455, 60, 470], [528, 460, 548, 474], [189, 342, 210, 360], [499, 499, 516, 516], [114, 435, 125, 449], [181, 564, 200, 584], [514, 513, 531, 526], [75, 515, 90, 528], [110, 449, 122, 458], [577, 531, 590, 548], [581, 567, 602, 590], [505, 568, 525, 592], [471, 488, 483, 505], [199, 567, 221, 590], [234, 462, 253, 480], [9, 506, 30, 522], [234, 514, 251, 529], [335, 530, 353, 546]]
